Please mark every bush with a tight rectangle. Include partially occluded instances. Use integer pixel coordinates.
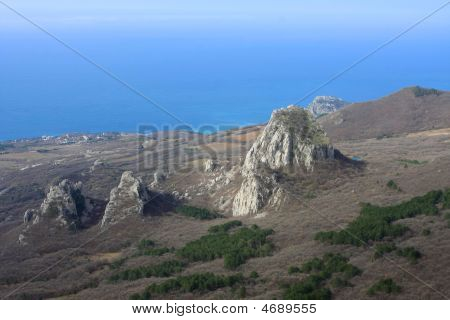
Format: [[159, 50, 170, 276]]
[[373, 243, 397, 259], [108, 258, 127, 270], [208, 220, 242, 233], [288, 266, 301, 274], [367, 278, 401, 296], [135, 239, 173, 256], [109, 260, 186, 282], [178, 225, 274, 269], [283, 253, 361, 300], [238, 286, 247, 299], [250, 271, 259, 279], [130, 273, 244, 299], [315, 191, 443, 246], [176, 205, 223, 220], [443, 189, 450, 209], [283, 274, 332, 300], [137, 239, 155, 250], [398, 159, 427, 166], [422, 229, 431, 236], [412, 86, 442, 97], [387, 180, 400, 191], [396, 247, 422, 264]]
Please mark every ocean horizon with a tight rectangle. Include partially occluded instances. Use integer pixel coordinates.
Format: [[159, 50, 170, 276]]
[[2, 27, 449, 141]]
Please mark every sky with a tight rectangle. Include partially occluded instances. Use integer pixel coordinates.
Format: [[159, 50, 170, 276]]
[[0, 1, 449, 140], [1, 0, 449, 36]]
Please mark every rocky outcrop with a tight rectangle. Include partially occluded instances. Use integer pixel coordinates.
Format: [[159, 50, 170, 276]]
[[101, 171, 149, 228], [20, 179, 89, 243], [150, 170, 167, 188], [232, 175, 273, 216], [39, 180, 87, 228], [233, 106, 335, 216], [203, 159, 217, 172], [242, 106, 334, 174], [307, 96, 350, 118]]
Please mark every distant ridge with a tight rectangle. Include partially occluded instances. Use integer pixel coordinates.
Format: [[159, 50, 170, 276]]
[[318, 86, 450, 141]]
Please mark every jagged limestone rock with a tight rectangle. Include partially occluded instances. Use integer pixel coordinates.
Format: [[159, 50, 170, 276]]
[[150, 170, 167, 188], [307, 96, 350, 118], [242, 106, 334, 175], [101, 171, 149, 228], [232, 174, 273, 216], [203, 159, 217, 172], [233, 106, 335, 216], [23, 209, 36, 224], [40, 179, 87, 228]]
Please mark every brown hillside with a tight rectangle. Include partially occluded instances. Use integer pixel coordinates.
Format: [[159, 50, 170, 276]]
[[319, 87, 450, 141]]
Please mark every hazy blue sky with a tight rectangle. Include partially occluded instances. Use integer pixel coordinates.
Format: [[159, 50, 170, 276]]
[[1, 0, 449, 33], [1, 1, 449, 140]]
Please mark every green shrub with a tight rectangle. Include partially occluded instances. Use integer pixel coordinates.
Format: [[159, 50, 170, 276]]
[[108, 258, 127, 270], [140, 247, 172, 256], [315, 191, 443, 246], [443, 189, 450, 209], [109, 260, 186, 282], [178, 225, 274, 269], [176, 205, 223, 220], [283, 274, 332, 300], [367, 278, 401, 296], [412, 86, 442, 97], [208, 220, 242, 233], [135, 239, 173, 256], [398, 159, 427, 166], [387, 180, 400, 191], [283, 253, 361, 300], [250, 271, 259, 279], [422, 229, 431, 236], [373, 243, 397, 259], [238, 286, 247, 299], [130, 273, 244, 299], [330, 276, 351, 288], [396, 247, 422, 264], [288, 266, 301, 274], [137, 239, 155, 250]]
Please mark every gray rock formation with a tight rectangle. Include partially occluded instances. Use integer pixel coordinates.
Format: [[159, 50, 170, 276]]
[[203, 159, 217, 172], [20, 179, 88, 244], [23, 209, 37, 224], [307, 96, 350, 118], [39, 179, 87, 228], [150, 170, 167, 188], [101, 171, 149, 228], [233, 106, 335, 216], [242, 106, 334, 174]]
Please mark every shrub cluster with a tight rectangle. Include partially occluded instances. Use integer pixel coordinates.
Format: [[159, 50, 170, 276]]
[[315, 191, 442, 246], [443, 189, 450, 209], [130, 273, 244, 299], [373, 243, 397, 259], [387, 180, 400, 191], [396, 247, 422, 264], [177, 224, 274, 269], [176, 205, 223, 220], [412, 86, 442, 97], [208, 220, 242, 233], [367, 278, 401, 296], [283, 253, 361, 300], [109, 260, 186, 282], [136, 239, 173, 256]]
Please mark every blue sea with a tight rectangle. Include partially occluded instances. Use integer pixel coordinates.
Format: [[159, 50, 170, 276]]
[[1, 28, 449, 141]]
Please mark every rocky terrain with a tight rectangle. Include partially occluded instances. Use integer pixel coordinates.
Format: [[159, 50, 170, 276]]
[[307, 96, 350, 118], [1, 86, 450, 300]]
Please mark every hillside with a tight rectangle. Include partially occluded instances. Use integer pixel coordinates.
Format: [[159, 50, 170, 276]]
[[319, 86, 450, 141]]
